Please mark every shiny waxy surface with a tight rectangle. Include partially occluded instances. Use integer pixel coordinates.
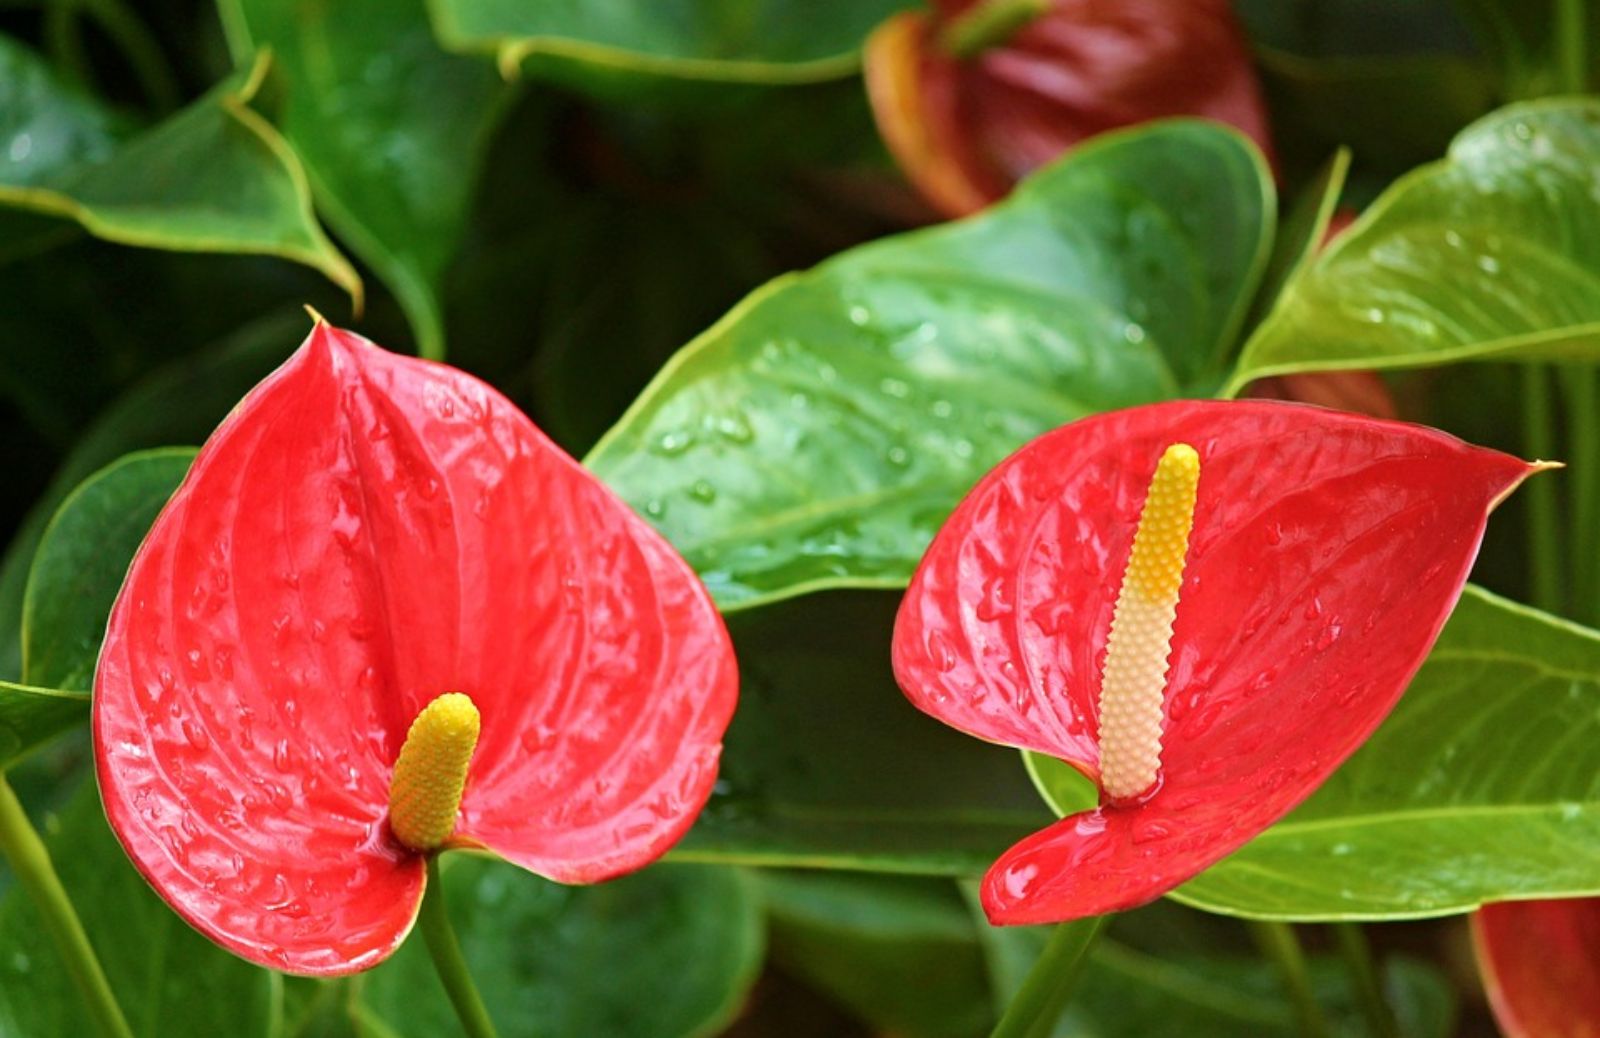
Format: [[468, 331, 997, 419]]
[[1473, 898, 1600, 1038], [892, 400, 1536, 924], [94, 323, 737, 974], [865, 0, 1273, 217]]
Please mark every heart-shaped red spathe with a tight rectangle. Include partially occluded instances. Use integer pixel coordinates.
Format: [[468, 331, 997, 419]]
[[865, 0, 1274, 218], [93, 323, 738, 975], [1473, 899, 1600, 1038], [892, 400, 1538, 924]]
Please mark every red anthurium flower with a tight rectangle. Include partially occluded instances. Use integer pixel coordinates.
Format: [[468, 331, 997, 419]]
[[1248, 370, 1397, 420], [865, 0, 1274, 218], [93, 322, 738, 975], [892, 400, 1540, 923], [1474, 899, 1600, 1038]]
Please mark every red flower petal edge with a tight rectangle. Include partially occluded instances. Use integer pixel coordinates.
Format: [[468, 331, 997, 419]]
[[1473, 899, 1600, 1038], [892, 400, 1538, 924], [865, 0, 1274, 218], [93, 323, 738, 974]]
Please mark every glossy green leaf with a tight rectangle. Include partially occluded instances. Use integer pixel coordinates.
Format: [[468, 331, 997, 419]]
[[0, 681, 87, 771], [0, 41, 358, 301], [357, 859, 763, 1038], [1229, 99, 1600, 392], [22, 449, 194, 691], [219, 0, 505, 359], [0, 311, 303, 682], [760, 872, 992, 1037], [589, 121, 1273, 610], [0, 782, 276, 1037], [428, 0, 910, 85], [1159, 586, 1600, 919], [673, 591, 1053, 874]]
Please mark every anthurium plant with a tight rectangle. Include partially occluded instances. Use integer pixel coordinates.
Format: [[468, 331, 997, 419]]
[[4, 1, 1600, 1037]]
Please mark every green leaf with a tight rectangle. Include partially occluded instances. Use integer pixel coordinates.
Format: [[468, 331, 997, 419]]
[[0, 681, 87, 771], [673, 591, 1054, 874], [218, 0, 506, 359], [22, 449, 195, 692], [760, 872, 993, 1037], [0, 310, 304, 682], [1168, 586, 1600, 919], [356, 858, 763, 1038], [1229, 99, 1600, 392], [428, 0, 911, 86], [0, 40, 359, 301], [0, 782, 276, 1038], [0, 33, 122, 187], [589, 121, 1273, 610]]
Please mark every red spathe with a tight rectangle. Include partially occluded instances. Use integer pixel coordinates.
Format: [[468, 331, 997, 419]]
[[892, 400, 1536, 923], [867, 0, 1274, 217], [94, 323, 738, 974], [1474, 899, 1600, 1038]]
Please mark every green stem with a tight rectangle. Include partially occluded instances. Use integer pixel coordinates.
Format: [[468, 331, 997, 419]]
[[78, 0, 180, 112], [0, 775, 134, 1038], [1249, 921, 1328, 1038], [419, 857, 498, 1038], [940, 0, 1051, 59], [1333, 924, 1399, 1038], [44, 0, 94, 90], [1557, 0, 1589, 94], [1561, 367, 1599, 623], [991, 915, 1107, 1038], [1523, 366, 1563, 614]]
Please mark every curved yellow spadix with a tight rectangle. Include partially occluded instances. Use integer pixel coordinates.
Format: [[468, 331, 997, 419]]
[[1097, 444, 1199, 802], [388, 692, 480, 852]]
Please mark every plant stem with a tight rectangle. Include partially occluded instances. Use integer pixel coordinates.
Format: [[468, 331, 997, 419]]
[[44, 0, 93, 89], [940, 0, 1052, 59], [78, 0, 180, 112], [419, 857, 498, 1038], [1522, 366, 1563, 614], [1333, 923, 1399, 1038], [0, 775, 134, 1038], [1249, 921, 1328, 1038], [1560, 367, 1599, 624], [1557, 0, 1589, 94], [991, 915, 1107, 1038]]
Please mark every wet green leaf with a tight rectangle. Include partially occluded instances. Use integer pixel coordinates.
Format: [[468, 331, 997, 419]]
[[590, 121, 1272, 610], [220, 0, 506, 358], [0, 681, 87, 771], [428, 0, 911, 86], [22, 449, 194, 692], [357, 859, 762, 1038], [1230, 99, 1600, 392], [1139, 586, 1600, 920], [675, 591, 1053, 874], [0, 39, 358, 301]]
